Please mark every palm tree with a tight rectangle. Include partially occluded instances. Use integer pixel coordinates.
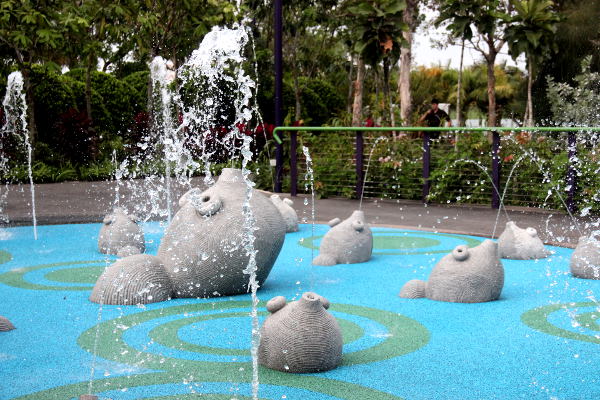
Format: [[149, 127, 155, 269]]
[[343, 0, 407, 125], [505, 0, 560, 126]]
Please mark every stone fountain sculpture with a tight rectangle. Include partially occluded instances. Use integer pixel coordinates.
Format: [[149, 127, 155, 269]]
[[258, 292, 343, 373], [98, 208, 145, 257], [498, 221, 549, 260], [0, 315, 15, 331], [91, 168, 286, 304], [157, 168, 286, 297], [270, 194, 298, 232], [399, 240, 504, 303], [570, 235, 600, 279], [90, 255, 173, 305], [312, 210, 373, 266]]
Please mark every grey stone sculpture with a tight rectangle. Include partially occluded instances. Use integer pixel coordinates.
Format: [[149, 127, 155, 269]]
[[312, 210, 373, 266], [570, 235, 600, 279], [0, 315, 15, 331], [399, 240, 504, 303], [270, 194, 298, 233], [98, 208, 145, 256], [90, 254, 172, 305], [258, 292, 343, 373], [157, 168, 286, 298], [498, 221, 549, 260]]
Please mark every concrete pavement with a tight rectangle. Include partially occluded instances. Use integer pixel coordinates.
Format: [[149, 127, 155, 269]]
[[2, 179, 594, 247]]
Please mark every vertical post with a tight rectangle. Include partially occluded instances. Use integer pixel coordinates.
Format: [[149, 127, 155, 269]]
[[356, 131, 364, 198], [422, 131, 430, 203], [290, 131, 298, 196], [491, 131, 500, 209], [273, 0, 283, 193], [566, 131, 577, 213]]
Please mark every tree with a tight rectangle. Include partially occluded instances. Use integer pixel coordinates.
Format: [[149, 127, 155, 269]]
[[0, 0, 69, 146], [547, 56, 600, 127], [343, 0, 407, 125], [435, 0, 511, 127], [63, 0, 135, 127], [505, 0, 560, 126], [434, 0, 479, 126], [398, 0, 419, 126]]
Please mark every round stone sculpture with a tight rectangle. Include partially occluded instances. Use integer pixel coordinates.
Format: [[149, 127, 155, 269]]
[[399, 240, 504, 303], [498, 221, 549, 260], [570, 235, 600, 279], [90, 254, 172, 305], [270, 194, 298, 233], [258, 292, 343, 373], [98, 208, 145, 256], [312, 210, 373, 266], [0, 315, 15, 331], [157, 168, 286, 298]]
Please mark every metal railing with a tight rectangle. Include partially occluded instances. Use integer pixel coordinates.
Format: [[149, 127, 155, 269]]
[[272, 126, 600, 213]]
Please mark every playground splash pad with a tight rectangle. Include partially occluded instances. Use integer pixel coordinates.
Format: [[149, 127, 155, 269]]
[[1, 222, 599, 400]]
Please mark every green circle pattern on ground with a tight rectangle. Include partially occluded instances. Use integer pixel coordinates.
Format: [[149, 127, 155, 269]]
[[522, 302, 600, 344], [45, 266, 104, 284], [0, 260, 106, 290], [0, 249, 11, 265], [15, 300, 431, 400], [299, 230, 481, 255], [150, 311, 364, 357]]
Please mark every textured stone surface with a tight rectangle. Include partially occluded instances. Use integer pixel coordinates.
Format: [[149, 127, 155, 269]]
[[98, 208, 144, 256], [498, 221, 548, 260], [0, 315, 15, 331], [399, 240, 505, 303], [157, 168, 286, 298], [312, 210, 373, 266], [90, 254, 172, 305], [258, 292, 342, 373], [570, 235, 600, 279], [270, 195, 298, 233]]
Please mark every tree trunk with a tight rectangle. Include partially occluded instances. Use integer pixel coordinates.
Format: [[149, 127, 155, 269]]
[[293, 73, 302, 122], [486, 54, 497, 127], [398, 0, 416, 127], [352, 57, 365, 127], [347, 56, 355, 114], [527, 61, 534, 126], [382, 57, 391, 125], [457, 39, 465, 127], [85, 53, 94, 124]]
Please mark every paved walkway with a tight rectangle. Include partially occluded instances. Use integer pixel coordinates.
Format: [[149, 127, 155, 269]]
[[2, 179, 594, 247]]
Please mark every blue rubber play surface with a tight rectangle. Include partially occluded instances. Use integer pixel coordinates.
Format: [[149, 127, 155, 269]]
[[0, 223, 599, 399]]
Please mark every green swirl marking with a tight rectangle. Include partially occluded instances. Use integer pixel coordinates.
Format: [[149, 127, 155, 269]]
[[522, 302, 600, 344], [0, 249, 11, 265], [45, 266, 105, 284], [299, 230, 481, 255], [150, 311, 363, 356], [12, 371, 396, 400], [575, 312, 600, 331], [0, 260, 106, 290], [77, 300, 428, 370], [16, 300, 430, 400]]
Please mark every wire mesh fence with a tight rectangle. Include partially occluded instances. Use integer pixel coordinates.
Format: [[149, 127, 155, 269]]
[[274, 127, 600, 213]]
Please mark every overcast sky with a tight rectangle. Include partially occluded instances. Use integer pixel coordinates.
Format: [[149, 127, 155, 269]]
[[412, 8, 526, 70]]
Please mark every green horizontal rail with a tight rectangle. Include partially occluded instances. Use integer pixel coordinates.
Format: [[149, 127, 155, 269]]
[[272, 126, 600, 144]]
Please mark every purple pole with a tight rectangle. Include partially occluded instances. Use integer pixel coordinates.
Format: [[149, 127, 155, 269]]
[[422, 132, 430, 202], [290, 131, 298, 196], [491, 131, 500, 209], [274, 0, 283, 193], [566, 131, 577, 213], [356, 131, 364, 198]]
